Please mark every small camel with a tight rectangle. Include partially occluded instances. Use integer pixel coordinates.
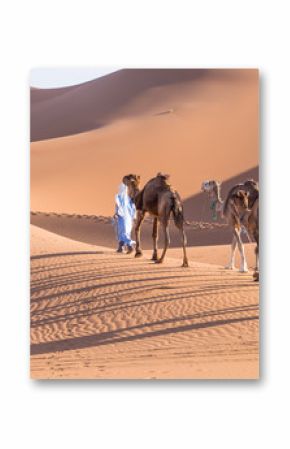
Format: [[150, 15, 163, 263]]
[[123, 173, 189, 267], [201, 179, 259, 274]]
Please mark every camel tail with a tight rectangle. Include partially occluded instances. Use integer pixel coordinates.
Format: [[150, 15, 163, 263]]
[[171, 192, 184, 227]]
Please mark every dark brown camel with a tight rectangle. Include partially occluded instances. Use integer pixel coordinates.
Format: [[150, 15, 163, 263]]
[[123, 173, 189, 267]]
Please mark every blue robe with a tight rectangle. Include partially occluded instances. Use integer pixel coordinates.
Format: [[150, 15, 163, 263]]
[[115, 183, 136, 246]]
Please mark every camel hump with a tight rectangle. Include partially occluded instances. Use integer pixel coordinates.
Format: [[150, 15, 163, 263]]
[[223, 183, 244, 215], [224, 179, 259, 215], [244, 179, 259, 191], [156, 172, 170, 180], [243, 179, 259, 208]]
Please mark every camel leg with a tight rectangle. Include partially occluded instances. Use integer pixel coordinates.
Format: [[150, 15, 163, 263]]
[[135, 210, 145, 258], [176, 222, 189, 267], [181, 227, 189, 267], [151, 217, 158, 261], [253, 245, 259, 281], [225, 234, 237, 270], [253, 271, 259, 281], [255, 245, 259, 272], [156, 220, 170, 264], [254, 229, 259, 271], [253, 230, 259, 281], [234, 227, 248, 272]]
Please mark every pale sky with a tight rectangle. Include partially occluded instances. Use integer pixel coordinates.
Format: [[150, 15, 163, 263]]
[[30, 67, 119, 88]]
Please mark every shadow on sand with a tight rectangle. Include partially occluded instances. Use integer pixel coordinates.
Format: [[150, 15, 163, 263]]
[[31, 312, 258, 356]]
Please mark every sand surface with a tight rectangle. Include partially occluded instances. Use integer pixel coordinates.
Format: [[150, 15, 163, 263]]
[[30, 225, 259, 379]]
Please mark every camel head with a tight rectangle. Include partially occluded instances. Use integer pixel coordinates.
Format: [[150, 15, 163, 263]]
[[122, 174, 141, 199], [201, 180, 221, 198], [201, 180, 223, 219]]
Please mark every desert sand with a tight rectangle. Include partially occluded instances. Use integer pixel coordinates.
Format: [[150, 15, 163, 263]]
[[31, 69, 258, 216], [30, 69, 259, 379], [30, 224, 259, 379]]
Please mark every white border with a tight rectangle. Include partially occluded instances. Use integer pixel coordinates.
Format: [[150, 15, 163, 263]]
[[1, 1, 289, 448]]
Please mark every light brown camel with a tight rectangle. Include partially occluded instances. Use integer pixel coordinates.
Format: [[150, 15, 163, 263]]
[[201, 179, 259, 274], [124, 173, 189, 267]]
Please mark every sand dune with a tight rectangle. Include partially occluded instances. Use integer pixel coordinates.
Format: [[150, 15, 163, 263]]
[[31, 69, 259, 216], [30, 225, 259, 379], [31, 69, 245, 141]]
